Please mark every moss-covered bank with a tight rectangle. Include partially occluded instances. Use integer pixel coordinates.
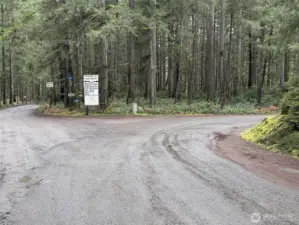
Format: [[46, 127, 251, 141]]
[[241, 115, 299, 158]]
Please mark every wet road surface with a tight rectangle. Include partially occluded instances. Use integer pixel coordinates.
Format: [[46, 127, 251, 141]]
[[0, 105, 298, 225]]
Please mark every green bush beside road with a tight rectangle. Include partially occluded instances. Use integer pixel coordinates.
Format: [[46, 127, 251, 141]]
[[241, 77, 299, 158]]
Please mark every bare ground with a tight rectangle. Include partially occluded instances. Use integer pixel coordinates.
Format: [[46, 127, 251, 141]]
[[212, 128, 299, 190]]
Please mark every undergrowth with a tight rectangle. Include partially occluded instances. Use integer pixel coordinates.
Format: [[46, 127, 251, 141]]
[[37, 98, 268, 116], [241, 77, 299, 159], [241, 115, 299, 158], [108, 98, 260, 115], [231, 87, 282, 106]]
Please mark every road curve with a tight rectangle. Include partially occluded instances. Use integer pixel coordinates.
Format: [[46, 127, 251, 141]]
[[0, 105, 298, 225]]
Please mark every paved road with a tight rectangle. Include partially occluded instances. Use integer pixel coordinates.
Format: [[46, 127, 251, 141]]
[[0, 105, 298, 225]]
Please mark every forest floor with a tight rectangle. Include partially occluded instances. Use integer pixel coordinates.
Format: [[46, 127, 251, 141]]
[[1, 105, 298, 225], [36, 99, 280, 117]]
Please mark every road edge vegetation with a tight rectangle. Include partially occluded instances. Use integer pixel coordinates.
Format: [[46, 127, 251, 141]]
[[0, 103, 25, 111], [36, 99, 280, 117], [241, 76, 299, 159]]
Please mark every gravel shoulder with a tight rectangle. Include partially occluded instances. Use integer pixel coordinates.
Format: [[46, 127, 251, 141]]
[[0, 106, 298, 225], [212, 128, 299, 191]]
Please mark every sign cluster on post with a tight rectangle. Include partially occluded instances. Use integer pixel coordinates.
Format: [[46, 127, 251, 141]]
[[46, 75, 99, 115], [83, 74, 99, 115]]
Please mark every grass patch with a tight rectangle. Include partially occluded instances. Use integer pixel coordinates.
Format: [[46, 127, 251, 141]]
[[241, 115, 299, 158]]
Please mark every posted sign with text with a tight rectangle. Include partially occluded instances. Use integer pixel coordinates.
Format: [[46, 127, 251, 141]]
[[84, 75, 99, 106]]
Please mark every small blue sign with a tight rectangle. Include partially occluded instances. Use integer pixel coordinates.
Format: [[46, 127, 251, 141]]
[[67, 74, 74, 80], [73, 99, 80, 103]]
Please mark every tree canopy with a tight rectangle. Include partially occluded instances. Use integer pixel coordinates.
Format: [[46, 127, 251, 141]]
[[0, 0, 298, 109]]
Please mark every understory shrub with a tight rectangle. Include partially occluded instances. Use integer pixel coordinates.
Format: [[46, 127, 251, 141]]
[[242, 78, 299, 158], [281, 76, 299, 127]]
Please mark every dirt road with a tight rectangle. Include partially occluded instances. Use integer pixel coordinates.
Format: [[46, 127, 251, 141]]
[[0, 105, 298, 225]]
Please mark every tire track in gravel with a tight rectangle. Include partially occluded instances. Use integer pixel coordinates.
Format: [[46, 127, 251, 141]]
[[141, 124, 229, 225], [143, 124, 298, 225], [163, 129, 271, 214], [1, 108, 298, 225]]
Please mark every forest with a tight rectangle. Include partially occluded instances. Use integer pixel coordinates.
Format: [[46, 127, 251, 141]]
[[0, 0, 298, 115]]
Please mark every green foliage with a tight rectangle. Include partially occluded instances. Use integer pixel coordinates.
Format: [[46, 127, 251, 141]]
[[38, 97, 258, 116], [280, 76, 299, 125], [277, 132, 299, 156], [241, 115, 299, 158], [1, 0, 297, 109], [231, 89, 258, 104], [231, 88, 282, 106], [261, 88, 283, 106], [241, 74, 299, 158], [242, 116, 284, 143], [132, 98, 257, 115]]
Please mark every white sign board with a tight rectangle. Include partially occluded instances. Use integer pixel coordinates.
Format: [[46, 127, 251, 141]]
[[84, 75, 99, 106], [46, 82, 54, 88]]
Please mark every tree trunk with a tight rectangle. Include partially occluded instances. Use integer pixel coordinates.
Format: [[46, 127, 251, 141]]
[[64, 41, 73, 107], [167, 29, 173, 98], [284, 51, 289, 83], [9, 38, 13, 104], [174, 61, 180, 102], [1, 3, 6, 105], [235, 13, 242, 95], [257, 24, 265, 105], [100, 0, 109, 109], [173, 20, 183, 102], [219, 0, 225, 105], [280, 54, 285, 90], [261, 26, 272, 87], [236, 8, 243, 94], [157, 35, 161, 91], [150, 0, 157, 106], [113, 33, 119, 98], [248, 29, 253, 89], [206, 1, 214, 101], [188, 13, 198, 105], [200, 19, 206, 96], [100, 40, 109, 109], [127, 0, 136, 104], [51, 59, 56, 105]]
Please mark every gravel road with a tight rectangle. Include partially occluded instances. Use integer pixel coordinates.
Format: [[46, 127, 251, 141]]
[[0, 105, 298, 225]]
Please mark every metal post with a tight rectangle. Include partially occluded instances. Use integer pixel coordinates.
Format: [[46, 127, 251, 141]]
[[85, 106, 89, 116]]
